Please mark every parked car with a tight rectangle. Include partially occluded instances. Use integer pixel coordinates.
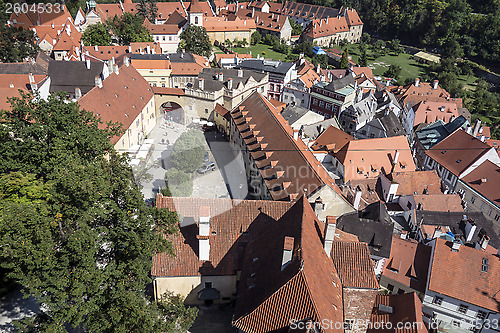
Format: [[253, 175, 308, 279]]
[[203, 152, 210, 163], [197, 161, 216, 174]]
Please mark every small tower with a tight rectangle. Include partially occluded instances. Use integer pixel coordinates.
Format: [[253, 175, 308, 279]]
[[188, 0, 204, 27]]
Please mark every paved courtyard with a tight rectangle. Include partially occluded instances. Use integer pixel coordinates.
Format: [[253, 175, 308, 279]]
[[137, 121, 247, 202]]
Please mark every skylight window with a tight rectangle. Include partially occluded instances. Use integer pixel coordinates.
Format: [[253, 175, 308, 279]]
[[441, 150, 446, 154], [482, 258, 489, 272]]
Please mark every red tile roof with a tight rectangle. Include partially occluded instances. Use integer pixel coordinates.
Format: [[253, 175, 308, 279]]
[[151, 87, 185, 96], [311, 125, 353, 153], [231, 92, 346, 201], [214, 103, 230, 119], [460, 160, 500, 206], [82, 46, 129, 61], [412, 194, 463, 212], [10, 4, 72, 29], [382, 236, 432, 294], [233, 197, 344, 333], [426, 129, 492, 177], [204, 16, 256, 31], [78, 64, 153, 144], [368, 293, 428, 333], [335, 136, 416, 182], [304, 17, 349, 39], [130, 58, 171, 70], [0, 74, 46, 110], [331, 241, 379, 289], [412, 101, 461, 126], [152, 196, 293, 277], [428, 238, 500, 312], [387, 170, 442, 196]]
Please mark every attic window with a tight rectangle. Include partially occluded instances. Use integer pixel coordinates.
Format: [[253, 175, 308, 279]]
[[441, 150, 446, 154], [114, 93, 118, 97], [482, 258, 489, 272], [133, 105, 136, 108], [106, 103, 110, 106], [124, 85, 128, 89]]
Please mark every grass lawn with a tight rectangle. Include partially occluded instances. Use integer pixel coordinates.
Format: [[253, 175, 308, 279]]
[[232, 43, 289, 61], [458, 74, 478, 91]]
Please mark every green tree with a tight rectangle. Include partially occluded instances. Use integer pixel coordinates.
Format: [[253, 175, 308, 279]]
[[136, 0, 158, 23], [170, 130, 205, 173], [82, 23, 112, 46], [358, 43, 368, 67], [106, 12, 153, 45], [165, 168, 193, 197], [0, 26, 38, 63], [384, 64, 402, 81], [292, 41, 314, 58], [179, 24, 212, 57], [289, 18, 303, 36], [312, 54, 328, 68], [388, 39, 403, 55], [340, 47, 349, 69], [0, 93, 196, 331], [251, 31, 262, 45]]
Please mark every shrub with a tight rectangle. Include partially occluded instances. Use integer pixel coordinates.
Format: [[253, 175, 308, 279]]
[[170, 130, 205, 173]]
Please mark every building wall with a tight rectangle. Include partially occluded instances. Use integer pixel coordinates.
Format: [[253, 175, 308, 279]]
[[343, 287, 378, 333], [207, 30, 253, 44], [455, 180, 500, 224], [171, 75, 198, 88], [137, 68, 172, 87], [153, 32, 182, 53], [153, 275, 238, 305], [379, 275, 423, 297], [154, 93, 186, 121], [282, 86, 310, 109]]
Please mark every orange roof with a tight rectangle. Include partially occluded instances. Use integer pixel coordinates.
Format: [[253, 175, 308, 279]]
[[460, 160, 500, 206], [368, 293, 428, 333], [335, 136, 416, 182], [413, 101, 461, 126], [78, 65, 153, 144], [426, 129, 492, 177], [412, 194, 463, 212], [351, 67, 374, 79], [147, 23, 183, 35], [311, 125, 353, 153], [151, 86, 184, 95], [382, 236, 432, 294], [10, 4, 72, 29], [152, 196, 293, 277], [130, 58, 171, 70], [387, 170, 442, 196], [82, 46, 129, 61], [391, 80, 464, 108], [268, 98, 286, 111], [343, 7, 363, 26], [130, 42, 162, 54], [428, 238, 500, 312], [214, 103, 230, 118], [170, 62, 204, 76], [187, 0, 205, 13], [0, 74, 46, 110], [203, 16, 256, 32], [304, 16, 349, 39]]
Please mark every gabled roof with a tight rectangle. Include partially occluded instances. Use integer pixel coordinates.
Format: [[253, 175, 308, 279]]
[[203, 16, 256, 32], [214, 103, 230, 119], [343, 7, 363, 26], [0, 74, 47, 110], [152, 196, 293, 277], [239, 59, 294, 75], [303, 16, 349, 39], [323, 74, 355, 92], [415, 116, 468, 150], [460, 160, 500, 206], [48, 60, 105, 95], [428, 238, 500, 312], [311, 125, 353, 153], [411, 194, 463, 212], [368, 293, 428, 333], [386, 170, 442, 196], [279, 1, 339, 20], [337, 202, 394, 258], [82, 46, 129, 61], [382, 236, 432, 294], [187, 0, 205, 13], [52, 31, 78, 51], [426, 129, 493, 177], [230, 92, 346, 202], [190, 67, 267, 92], [129, 42, 162, 54], [412, 101, 461, 127], [233, 197, 344, 333], [335, 136, 416, 182], [254, 11, 288, 32], [78, 64, 153, 144]]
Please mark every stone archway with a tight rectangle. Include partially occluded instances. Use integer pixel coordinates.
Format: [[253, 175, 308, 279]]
[[161, 101, 184, 124]]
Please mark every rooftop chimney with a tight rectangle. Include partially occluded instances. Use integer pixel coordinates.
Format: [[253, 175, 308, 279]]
[[181, 49, 185, 58], [114, 64, 119, 75], [75, 87, 82, 100], [199, 78, 204, 90], [293, 129, 299, 140], [324, 217, 336, 257], [353, 189, 362, 210], [473, 119, 481, 137], [281, 236, 294, 270], [414, 78, 420, 87], [393, 150, 400, 165], [86, 59, 91, 70], [465, 219, 477, 243], [128, 45, 132, 53], [147, 45, 151, 54], [433, 226, 442, 239], [252, 7, 255, 18], [238, 69, 243, 77], [218, 72, 224, 82], [95, 76, 103, 88], [28, 73, 35, 84], [94, 45, 98, 52], [451, 240, 461, 252], [198, 206, 211, 261], [433, 80, 439, 90], [314, 197, 324, 217], [316, 63, 321, 74], [124, 56, 130, 67], [227, 78, 233, 90], [480, 235, 490, 250]]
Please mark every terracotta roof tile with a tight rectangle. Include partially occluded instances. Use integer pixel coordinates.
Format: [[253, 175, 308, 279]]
[[78, 64, 153, 144], [412, 194, 463, 212], [382, 236, 432, 294], [311, 125, 353, 153], [426, 129, 492, 177], [0, 74, 46, 110], [387, 170, 442, 196], [412, 101, 461, 127], [304, 16, 349, 39], [82, 46, 129, 61], [152, 196, 293, 277], [428, 238, 500, 312], [460, 160, 500, 206]]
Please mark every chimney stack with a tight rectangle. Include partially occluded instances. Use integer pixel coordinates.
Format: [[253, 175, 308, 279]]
[[452, 240, 461, 252], [293, 129, 299, 140], [124, 56, 130, 67], [198, 206, 211, 261], [238, 68, 243, 77], [28, 73, 35, 84], [314, 197, 324, 217], [480, 235, 490, 250], [433, 80, 439, 90], [353, 189, 362, 210], [281, 236, 294, 270], [433, 226, 442, 239], [414, 78, 420, 87], [465, 219, 477, 243], [181, 49, 185, 58], [86, 59, 91, 69], [128, 45, 132, 53], [393, 150, 400, 165], [316, 63, 321, 74], [199, 78, 204, 90], [147, 45, 151, 54], [95, 76, 103, 88], [324, 216, 336, 257], [473, 119, 481, 137], [227, 78, 233, 90], [252, 7, 255, 18], [94, 45, 98, 52], [218, 72, 224, 82], [75, 87, 82, 100]]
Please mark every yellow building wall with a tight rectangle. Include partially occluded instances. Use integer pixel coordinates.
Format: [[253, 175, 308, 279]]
[[137, 68, 172, 87]]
